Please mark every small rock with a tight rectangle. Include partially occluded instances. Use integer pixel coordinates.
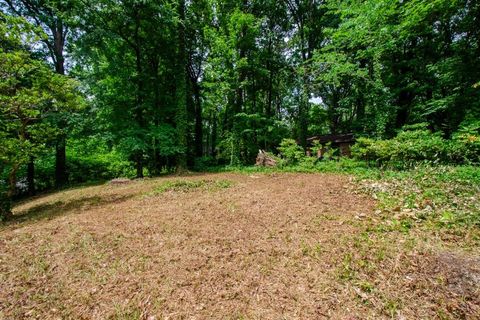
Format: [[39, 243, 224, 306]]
[[355, 213, 367, 219]]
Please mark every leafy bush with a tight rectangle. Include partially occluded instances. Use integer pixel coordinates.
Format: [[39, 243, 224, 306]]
[[216, 132, 242, 166], [352, 123, 480, 167], [451, 120, 480, 165], [67, 151, 135, 183], [34, 155, 56, 191], [194, 156, 217, 171], [277, 138, 305, 165]]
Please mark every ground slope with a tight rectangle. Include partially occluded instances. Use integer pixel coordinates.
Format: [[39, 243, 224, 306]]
[[0, 173, 478, 319]]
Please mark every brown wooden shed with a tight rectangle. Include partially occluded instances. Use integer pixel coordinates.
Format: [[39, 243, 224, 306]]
[[306, 134, 356, 158]]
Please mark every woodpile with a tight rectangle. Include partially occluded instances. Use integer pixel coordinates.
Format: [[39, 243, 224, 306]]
[[255, 150, 278, 167]]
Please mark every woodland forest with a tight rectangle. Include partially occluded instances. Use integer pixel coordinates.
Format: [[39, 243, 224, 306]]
[[1, 0, 480, 217]]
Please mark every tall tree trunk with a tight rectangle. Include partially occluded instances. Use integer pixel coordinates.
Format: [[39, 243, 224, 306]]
[[298, 69, 309, 149], [176, 0, 188, 172], [0, 195, 11, 220], [298, 92, 308, 149], [133, 9, 145, 178], [329, 90, 340, 134], [266, 68, 273, 118], [299, 18, 309, 150], [2, 164, 20, 220], [27, 156, 35, 196], [134, 47, 144, 179], [135, 155, 143, 178], [193, 82, 203, 157], [211, 112, 217, 158], [0, 179, 12, 220], [53, 21, 68, 187], [55, 138, 67, 187]]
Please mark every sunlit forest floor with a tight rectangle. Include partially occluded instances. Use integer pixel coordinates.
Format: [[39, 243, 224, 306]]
[[1, 172, 479, 319]]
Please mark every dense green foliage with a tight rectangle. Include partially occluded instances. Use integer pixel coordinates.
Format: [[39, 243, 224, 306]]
[[352, 123, 480, 167], [0, 14, 81, 218], [1, 0, 479, 219]]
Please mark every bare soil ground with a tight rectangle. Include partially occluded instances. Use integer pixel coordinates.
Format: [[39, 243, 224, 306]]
[[0, 173, 479, 319]]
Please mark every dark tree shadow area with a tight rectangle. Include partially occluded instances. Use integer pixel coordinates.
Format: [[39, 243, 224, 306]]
[[4, 194, 135, 226]]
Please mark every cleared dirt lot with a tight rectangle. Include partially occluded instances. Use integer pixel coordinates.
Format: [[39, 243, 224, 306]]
[[0, 173, 478, 319]]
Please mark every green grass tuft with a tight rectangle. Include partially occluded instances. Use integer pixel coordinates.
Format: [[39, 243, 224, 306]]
[[153, 179, 233, 194]]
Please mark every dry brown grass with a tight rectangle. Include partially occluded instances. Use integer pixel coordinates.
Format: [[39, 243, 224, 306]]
[[0, 173, 478, 319]]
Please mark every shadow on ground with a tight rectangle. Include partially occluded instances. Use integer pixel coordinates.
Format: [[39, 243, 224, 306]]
[[5, 194, 134, 226]]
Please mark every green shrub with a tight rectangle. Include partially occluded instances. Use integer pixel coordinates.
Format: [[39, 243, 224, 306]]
[[34, 155, 56, 191], [67, 151, 135, 183], [194, 156, 217, 171], [351, 137, 376, 160], [451, 121, 480, 165], [278, 138, 305, 165], [216, 132, 242, 166], [351, 123, 479, 167], [153, 179, 233, 193]]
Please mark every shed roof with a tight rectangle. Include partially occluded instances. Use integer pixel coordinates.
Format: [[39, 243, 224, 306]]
[[307, 133, 355, 144]]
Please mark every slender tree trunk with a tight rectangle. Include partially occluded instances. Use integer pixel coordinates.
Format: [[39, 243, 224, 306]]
[[265, 26, 274, 119], [133, 10, 145, 178], [329, 90, 340, 134], [0, 195, 11, 220], [298, 17, 309, 151], [266, 68, 273, 117], [205, 123, 210, 157], [176, 0, 188, 172], [236, 48, 246, 115], [211, 112, 217, 158], [55, 138, 67, 187], [193, 82, 203, 157], [298, 69, 309, 149], [27, 156, 35, 196], [134, 51, 144, 179], [298, 92, 308, 149], [53, 22, 68, 187], [135, 156, 144, 178], [355, 59, 368, 131], [2, 164, 19, 220], [0, 176, 12, 220]]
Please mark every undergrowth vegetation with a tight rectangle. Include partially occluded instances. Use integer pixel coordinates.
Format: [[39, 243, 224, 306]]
[[352, 123, 480, 167], [152, 179, 233, 194], [360, 166, 480, 233]]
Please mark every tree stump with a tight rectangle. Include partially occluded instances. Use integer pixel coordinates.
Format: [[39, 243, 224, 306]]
[[255, 150, 278, 167]]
